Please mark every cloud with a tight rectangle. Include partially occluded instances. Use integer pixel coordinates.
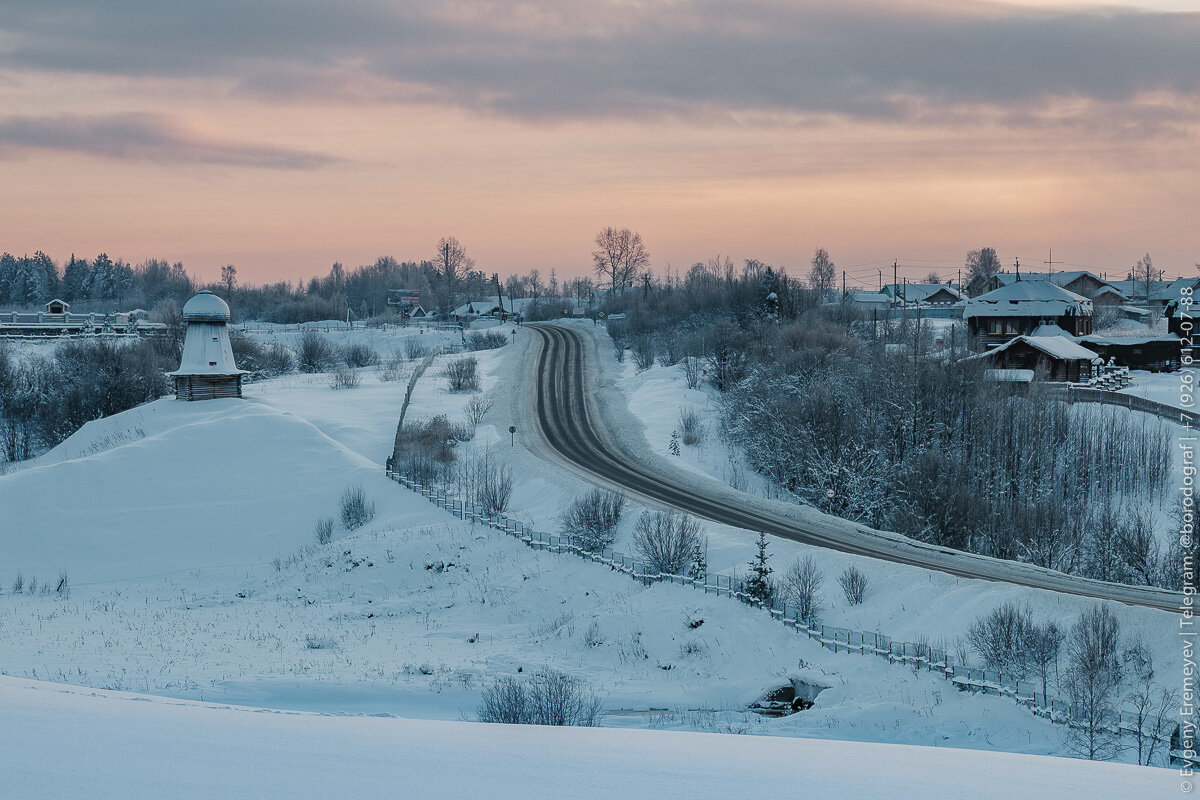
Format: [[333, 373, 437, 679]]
[[0, 1, 1196, 124], [0, 112, 337, 168]]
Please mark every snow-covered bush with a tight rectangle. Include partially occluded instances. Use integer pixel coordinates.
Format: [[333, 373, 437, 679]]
[[329, 365, 360, 390], [378, 350, 407, 382], [678, 407, 704, 446], [837, 566, 868, 605], [404, 337, 431, 361], [339, 342, 379, 368], [465, 331, 507, 351], [315, 517, 334, 545], [478, 670, 602, 727], [445, 356, 480, 392], [469, 455, 513, 516], [559, 489, 626, 552], [464, 396, 494, 427], [297, 330, 334, 373], [632, 511, 705, 576], [339, 486, 375, 530]]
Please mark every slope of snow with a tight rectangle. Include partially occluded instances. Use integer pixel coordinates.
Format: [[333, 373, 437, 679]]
[[2, 678, 1174, 800], [0, 398, 444, 584]]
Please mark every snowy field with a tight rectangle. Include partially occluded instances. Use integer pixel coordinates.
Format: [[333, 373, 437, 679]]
[[4, 677, 1171, 800], [0, 320, 1181, 786]]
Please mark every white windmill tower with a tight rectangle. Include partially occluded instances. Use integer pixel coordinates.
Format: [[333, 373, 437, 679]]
[[169, 290, 248, 401]]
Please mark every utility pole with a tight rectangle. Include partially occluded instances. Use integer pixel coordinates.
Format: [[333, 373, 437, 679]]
[[893, 260, 898, 296], [842, 271, 847, 298], [1044, 249, 1060, 278], [878, 269, 883, 292], [1015, 257, 1021, 279]]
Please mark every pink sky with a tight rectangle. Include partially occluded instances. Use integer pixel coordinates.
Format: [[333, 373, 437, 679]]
[[0, 0, 1196, 288]]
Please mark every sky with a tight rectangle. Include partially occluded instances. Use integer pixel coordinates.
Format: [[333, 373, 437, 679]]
[[0, 0, 1197, 288]]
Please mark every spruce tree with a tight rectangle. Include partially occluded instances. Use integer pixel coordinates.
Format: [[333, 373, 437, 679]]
[[669, 430, 681, 456], [745, 532, 773, 604]]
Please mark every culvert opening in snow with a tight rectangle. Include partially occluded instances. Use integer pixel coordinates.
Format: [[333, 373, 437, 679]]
[[749, 680, 829, 717]]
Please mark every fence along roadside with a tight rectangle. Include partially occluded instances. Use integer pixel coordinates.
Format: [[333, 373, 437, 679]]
[[386, 467, 1178, 757]]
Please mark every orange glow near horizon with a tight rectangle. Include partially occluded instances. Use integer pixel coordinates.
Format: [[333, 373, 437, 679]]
[[0, 1, 1196, 288]]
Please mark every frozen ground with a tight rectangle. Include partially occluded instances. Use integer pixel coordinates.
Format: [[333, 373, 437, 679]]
[[4, 677, 1172, 800], [1123, 369, 1191, 407], [0, 321, 1181, 776]]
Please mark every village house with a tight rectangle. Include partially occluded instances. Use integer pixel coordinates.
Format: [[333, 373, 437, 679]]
[[965, 270, 1124, 303], [969, 335, 1101, 383], [964, 280, 1093, 349], [882, 283, 965, 306]]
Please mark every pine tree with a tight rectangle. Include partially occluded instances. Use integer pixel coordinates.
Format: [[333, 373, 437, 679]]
[[688, 539, 708, 581], [745, 532, 774, 604], [669, 430, 681, 456], [62, 255, 90, 302]]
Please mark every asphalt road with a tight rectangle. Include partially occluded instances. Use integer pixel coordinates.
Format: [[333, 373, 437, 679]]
[[525, 323, 1181, 613]]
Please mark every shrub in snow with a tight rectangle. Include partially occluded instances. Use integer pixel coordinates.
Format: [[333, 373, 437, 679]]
[[780, 556, 823, 623], [297, 330, 334, 373], [632, 511, 705, 576], [465, 330, 507, 351], [478, 670, 602, 727], [10, 572, 23, 594], [404, 337, 431, 361], [340, 342, 379, 368], [837, 566, 868, 605], [315, 517, 335, 545], [464, 396, 494, 427], [378, 350, 408, 382], [631, 334, 656, 371], [339, 486, 375, 530], [678, 408, 704, 446], [470, 455, 513, 517], [559, 489, 626, 553], [329, 365, 361, 390], [445, 356, 480, 392], [396, 415, 469, 481]]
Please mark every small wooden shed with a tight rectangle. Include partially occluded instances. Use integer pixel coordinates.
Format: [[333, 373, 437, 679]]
[[971, 335, 1101, 383]]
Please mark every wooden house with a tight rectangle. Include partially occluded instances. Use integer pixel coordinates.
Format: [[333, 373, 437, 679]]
[[44, 299, 69, 314], [964, 281, 1093, 349], [970, 335, 1101, 383], [883, 283, 964, 306]]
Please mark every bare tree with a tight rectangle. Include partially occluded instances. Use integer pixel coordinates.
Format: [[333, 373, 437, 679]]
[[923, 271, 942, 284], [837, 566, 869, 605], [808, 248, 836, 295], [592, 227, 649, 293], [220, 264, 237, 297], [781, 556, 823, 623], [1063, 605, 1123, 761], [1127, 253, 1157, 306], [965, 247, 1001, 286], [436, 236, 475, 312]]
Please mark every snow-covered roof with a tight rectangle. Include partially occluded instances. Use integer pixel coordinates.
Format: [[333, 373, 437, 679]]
[[848, 291, 892, 306], [980, 335, 1101, 362], [453, 296, 513, 317], [884, 283, 964, 303], [1029, 323, 1072, 338], [963, 281, 1092, 319], [1079, 335, 1179, 346], [182, 290, 231, 322]]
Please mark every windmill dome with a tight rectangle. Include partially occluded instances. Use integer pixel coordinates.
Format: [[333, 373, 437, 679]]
[[182, 289, 231, 322]]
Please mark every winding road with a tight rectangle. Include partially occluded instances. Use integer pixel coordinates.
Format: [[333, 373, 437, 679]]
[[524, 323, 1181, 613]]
